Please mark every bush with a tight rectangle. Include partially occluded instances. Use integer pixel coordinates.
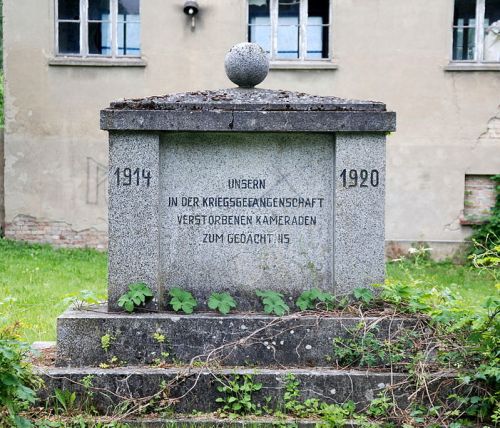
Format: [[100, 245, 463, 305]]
[[0, 323, 42, 427]]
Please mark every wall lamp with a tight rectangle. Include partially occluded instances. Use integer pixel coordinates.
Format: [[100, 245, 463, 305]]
[[183, 1, 199, 30]]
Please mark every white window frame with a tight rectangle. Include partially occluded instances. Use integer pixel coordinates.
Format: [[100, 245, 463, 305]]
[[452, 0, 499, 63], [55, 0, 140, 59], [247, 0, 334, 68]]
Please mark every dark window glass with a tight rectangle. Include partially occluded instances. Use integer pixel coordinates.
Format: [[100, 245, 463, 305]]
[[58, 22, 80, 53], [453, 0, 477, 60], [307, 0, 329, 58], [58, 0, 80, 20], [485, 0, 500, 25], [119, 0, 140, 16], [308, 0, 329, 25], [89, 22, 111, 54], [454, 0, 476, 26], [248, 0, 271, 53], [89, 0, 110, 20], [453, 27, 476, 60]]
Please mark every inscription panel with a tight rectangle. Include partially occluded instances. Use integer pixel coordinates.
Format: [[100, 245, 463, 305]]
[[159, 133, 334, 305]]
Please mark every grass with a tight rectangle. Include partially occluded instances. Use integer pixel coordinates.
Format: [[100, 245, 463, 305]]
[[0, 239, 107, 342], [0, 238, 497, 342]]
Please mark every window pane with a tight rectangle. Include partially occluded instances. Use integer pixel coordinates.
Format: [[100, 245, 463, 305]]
[[58, 22, 80, 54], [248, 0, 271, 52], [119, 0, 140, 16], [307, 24, 329, 59], [484, 0, 500, 60], [453, 0, 476, 26], [307, 0, 329, 59], [58, 0, 80, 20], [250, 22, 271, 53], [89, 0, 110, 20], [88, 22, 111, 55], [117, 22, 141, 56], [453, 27, 476, 60], [308, 0, 329, 25], [278, 1, 300, 58]]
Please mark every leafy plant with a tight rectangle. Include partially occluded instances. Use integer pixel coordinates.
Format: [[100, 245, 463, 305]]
[[208, 292, 237, 315], [53, 389, 76, 414], [100, 334, 113, 353], [366, 392, 393, 417], [215, 375, 262, 416], [168, 288, 197, 314], [62, 290, 107, 310], [117, 282, 153, 313], [296, 288, 335, 311], [0, 323, 42, 428], [353, 287, 375, 305], [256, 290, 289, 316]]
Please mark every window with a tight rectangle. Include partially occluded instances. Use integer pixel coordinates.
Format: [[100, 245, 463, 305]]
[[453, 0, 500, 62], [56, 0, 140, 58], [248, 0, 331, 63]]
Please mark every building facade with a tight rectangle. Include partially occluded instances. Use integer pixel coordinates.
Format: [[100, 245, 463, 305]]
[[2, 0, 500, 256]]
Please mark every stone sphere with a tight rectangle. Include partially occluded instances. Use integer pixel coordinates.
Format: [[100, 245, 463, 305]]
[[225, 43, 270, 88]]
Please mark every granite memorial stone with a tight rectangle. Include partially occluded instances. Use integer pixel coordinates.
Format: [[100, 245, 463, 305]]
[[101, 47, 395, 311]]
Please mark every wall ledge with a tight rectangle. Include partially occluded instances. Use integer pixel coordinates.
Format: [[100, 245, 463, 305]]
[[444, 62, 500, 71], [48, 57, 147, 67]]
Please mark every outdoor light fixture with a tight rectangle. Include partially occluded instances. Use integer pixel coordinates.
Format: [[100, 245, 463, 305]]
[[183, 1, 199, 30]]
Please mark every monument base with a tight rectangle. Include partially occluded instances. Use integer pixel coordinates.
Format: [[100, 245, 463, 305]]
[[56, 307, 416, 367]]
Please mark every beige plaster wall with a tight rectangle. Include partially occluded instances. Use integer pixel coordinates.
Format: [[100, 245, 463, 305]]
[[3, 0, 500, 246]]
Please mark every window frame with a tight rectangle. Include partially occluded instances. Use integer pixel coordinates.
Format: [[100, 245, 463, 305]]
[[55, 0, 141, 59], [452, 0, 499, 64], [247, 0, 334, 67]]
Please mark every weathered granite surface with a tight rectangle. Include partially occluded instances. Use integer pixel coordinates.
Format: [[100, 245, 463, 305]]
[[225, 43, 269, 88], [101, 88, 396, 132], [56, 307, 416, 367], [39, 366, 412, 413]]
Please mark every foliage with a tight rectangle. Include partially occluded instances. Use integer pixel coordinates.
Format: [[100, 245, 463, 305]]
[[53, 389, 76, 415], [469, 174, 500, 255], [117, 282, 153, 313], [62, 290, 106, 310], [295, 288, 335, 311], [283, 374, 355, 426], [215, 375, 262, 416], [256, 290, 289, 316], [330, 324, 417, 369], [353, 287, 375, 305], [100, 334, 113, 353], [0, 323, 42, 428], [207, 292, 237, 315], [168, 288, 197, 314]]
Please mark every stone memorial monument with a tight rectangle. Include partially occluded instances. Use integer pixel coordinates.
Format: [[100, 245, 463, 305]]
[[43, 44, 409, 423]]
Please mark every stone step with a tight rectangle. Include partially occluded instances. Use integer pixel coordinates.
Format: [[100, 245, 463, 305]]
[[38, 366, 420, 415], [56, 307, 417, 367]]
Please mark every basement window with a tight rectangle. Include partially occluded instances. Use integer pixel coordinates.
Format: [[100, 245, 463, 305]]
[[461, 175, 497, 225], [56, 0, 141, 58], [453, 0, 500, 63], [248, 0, 333, 66]]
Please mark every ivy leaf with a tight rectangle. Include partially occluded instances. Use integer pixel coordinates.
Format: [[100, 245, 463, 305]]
[[208, 292, 237, 315]]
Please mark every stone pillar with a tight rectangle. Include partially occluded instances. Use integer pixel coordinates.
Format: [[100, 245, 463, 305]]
[[108, 131, 162, 311], [333, 133, 386, 294]]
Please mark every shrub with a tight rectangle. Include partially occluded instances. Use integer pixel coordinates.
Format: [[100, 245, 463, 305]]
[[0, 323, 43, 427]]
